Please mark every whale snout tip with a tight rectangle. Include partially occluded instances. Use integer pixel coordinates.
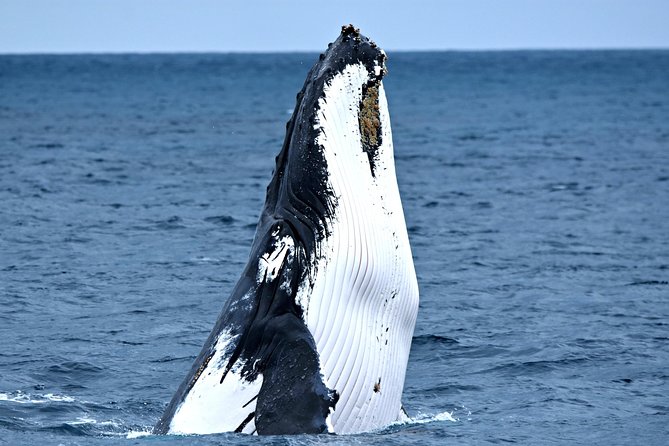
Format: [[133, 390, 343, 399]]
[[320, 24, 387, 80], [341, 24, 360, 36], [338, 23, 381, 53]]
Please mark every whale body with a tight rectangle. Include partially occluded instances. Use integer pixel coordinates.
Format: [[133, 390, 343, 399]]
[[154, 25, 419, 436]]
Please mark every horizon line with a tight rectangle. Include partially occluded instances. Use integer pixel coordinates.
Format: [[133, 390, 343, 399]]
[[2, 46, 669, 56]]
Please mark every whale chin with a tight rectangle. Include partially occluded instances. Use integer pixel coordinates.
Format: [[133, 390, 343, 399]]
[[154, 24, 419, 436]]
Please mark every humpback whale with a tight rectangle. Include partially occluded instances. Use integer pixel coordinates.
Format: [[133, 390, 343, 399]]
[[154, 25, 419, 435]]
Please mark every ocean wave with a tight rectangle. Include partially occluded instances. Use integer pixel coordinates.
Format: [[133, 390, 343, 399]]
[[68, 416, 120, 427], [406, 410, 457, 425], [0, 391, 76, 405], [384, 409, 458, 432], [127, 430, 153, 439]]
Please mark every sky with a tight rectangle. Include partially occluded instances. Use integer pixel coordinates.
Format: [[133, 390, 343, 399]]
[[1, 0, 668, 53]]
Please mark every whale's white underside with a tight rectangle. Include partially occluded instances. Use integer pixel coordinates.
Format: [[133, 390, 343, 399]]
[[167, 62, 419, 435], [303, 62, 419, 433]]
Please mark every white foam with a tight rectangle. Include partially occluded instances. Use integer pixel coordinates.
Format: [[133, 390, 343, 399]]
[[126, 430, 152, 439], [44, 393, 76, 403], [407, 410, 458, 424], [69, 416, 120, 427], [0, 391, 76, 405]]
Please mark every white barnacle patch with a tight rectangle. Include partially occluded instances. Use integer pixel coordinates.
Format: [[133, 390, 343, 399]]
[[373, 60, 383, 77], [169, 331, 262, 435], [294, 263, 314, 319], [226, 289, 255, 314], [257, 235, 293, 284]]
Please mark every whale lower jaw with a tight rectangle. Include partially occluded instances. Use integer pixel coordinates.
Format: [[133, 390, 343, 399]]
[[298, 63, 419, 434]]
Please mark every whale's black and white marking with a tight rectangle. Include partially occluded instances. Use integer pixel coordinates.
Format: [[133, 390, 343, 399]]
[[154, 25, 419, 436]]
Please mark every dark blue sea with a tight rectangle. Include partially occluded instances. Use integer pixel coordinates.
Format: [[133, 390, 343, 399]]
[[1, 51, 668, 445]]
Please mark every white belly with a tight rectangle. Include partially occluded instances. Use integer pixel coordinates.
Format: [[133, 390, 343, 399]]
[[298, 64, 419, 434]]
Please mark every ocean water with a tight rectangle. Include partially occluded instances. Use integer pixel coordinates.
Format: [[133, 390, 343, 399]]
[[1, 51, 668, 445]]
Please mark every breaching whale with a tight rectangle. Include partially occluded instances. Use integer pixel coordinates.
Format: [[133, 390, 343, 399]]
[[154, 25, 419, 436]]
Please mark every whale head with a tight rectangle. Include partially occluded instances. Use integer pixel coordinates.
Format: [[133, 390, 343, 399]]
[[260, 24, 392, 256]]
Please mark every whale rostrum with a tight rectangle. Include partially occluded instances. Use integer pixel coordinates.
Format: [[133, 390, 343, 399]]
[[154, 25, 419, 435]]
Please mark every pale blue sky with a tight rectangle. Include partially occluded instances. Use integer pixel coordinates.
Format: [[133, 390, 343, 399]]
[[1, 0, 668, 53]]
